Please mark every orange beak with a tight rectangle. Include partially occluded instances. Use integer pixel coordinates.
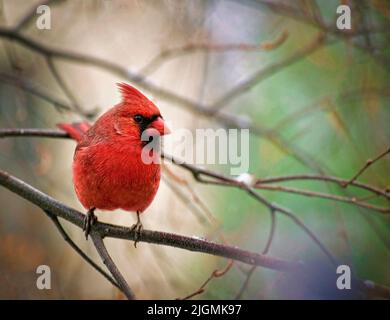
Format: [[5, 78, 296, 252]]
[[149, 117, 171, 136]]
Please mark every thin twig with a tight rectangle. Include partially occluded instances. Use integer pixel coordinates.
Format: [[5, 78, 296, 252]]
[[0, 72, 72, 113], [255, 184, 390, 213], [46, 56, 96, 118], [256, 174, 389, 200], [237, 0, 390, 68], [341, 147, 390, 188], [179, 260, 234, 300], [244, 187, 337, 265], [210, 33, 327, 111], [141, 30, 288, 75], [235, 208, 276, 299]]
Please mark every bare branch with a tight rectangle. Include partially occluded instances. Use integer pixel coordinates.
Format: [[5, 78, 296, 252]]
[[44, 211, 121, 291], [1, 127, 389, 298], [256, 174, 389, 200], [0, 26, 331, 172], [141, 30, 288, 75], [0, 128, 70, 139], [210, 33, 327, 111], [341, 147, 390, 188], [0, 168, 302, 272], [235, 209, 276, 299], [179, 260, 234, 300], [90, 232, 136, 300], [0, 72, 72, 113], [255, 184, 390, 214], [46, 56, 97, 118]]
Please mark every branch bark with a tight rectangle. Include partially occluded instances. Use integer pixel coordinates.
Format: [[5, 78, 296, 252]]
[[0, 168, 302, 272], [90, 232, 136, 300]]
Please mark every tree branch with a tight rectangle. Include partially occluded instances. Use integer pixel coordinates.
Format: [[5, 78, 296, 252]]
[[0, 168, 302, 272], [179, 260, 234, 300], [141, 30, 288, 76], [90, 232, 136, 300], [1, 127, 389, 298], [210, 33, 327, 111], [341, 147, 390, 188], [0, 25, 331, 172], [235, 208, 276, 299], [44, 211, 121, 291]]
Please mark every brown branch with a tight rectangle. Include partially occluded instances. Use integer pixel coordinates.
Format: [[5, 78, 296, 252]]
[[179, 260, 234, 300], [141, 30, 288, 75], [1, 128, 383, 262], [0, 128, 71, 139], [0, 72, 73, 113], [255, 184, 390, 214], [90, 232, 136, 300], [272, 87, 390, 133], [210, 33, 327, 111], [238, 0, 390, 68], [235, 208, 276, 299], [0, 25, 331, 172], [0, 168, 302, 270], [1, 127, 389, 298], [46, 56, 97, 118], [341, 147, 390, 188], [45, 211, 121, 291], [256, 174, 389, 200], [162, 163, 218, 226], [244, 186, 337, 265]]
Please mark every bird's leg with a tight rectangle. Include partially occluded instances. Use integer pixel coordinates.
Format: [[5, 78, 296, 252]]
[[83, 207, 97, 240], [130, 211, 143, 248]]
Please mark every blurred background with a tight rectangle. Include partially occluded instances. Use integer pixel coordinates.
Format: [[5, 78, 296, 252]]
[[0, 0, 389, 299]]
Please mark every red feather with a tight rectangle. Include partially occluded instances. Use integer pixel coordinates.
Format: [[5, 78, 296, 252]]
[[58, 84, 168, 214]]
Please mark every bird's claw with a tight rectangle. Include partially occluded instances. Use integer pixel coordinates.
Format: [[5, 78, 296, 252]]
[[83, 208, 97, 240], [130, 219, 143, 248]]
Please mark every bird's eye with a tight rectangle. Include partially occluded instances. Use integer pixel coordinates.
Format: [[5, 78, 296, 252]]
[[134, 115, 143, 123]]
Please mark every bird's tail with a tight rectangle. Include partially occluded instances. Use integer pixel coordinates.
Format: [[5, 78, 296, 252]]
[[57, 122, 91, 142]]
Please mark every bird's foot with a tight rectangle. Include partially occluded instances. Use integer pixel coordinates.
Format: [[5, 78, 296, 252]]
[[130, 212, 143, 248], [83, 208, 97, 240]]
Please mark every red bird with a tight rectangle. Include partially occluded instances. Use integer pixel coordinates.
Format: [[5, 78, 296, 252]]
[[58, 83, 170, 245]]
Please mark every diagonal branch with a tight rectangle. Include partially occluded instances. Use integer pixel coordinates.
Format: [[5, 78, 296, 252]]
[[0, 72, 72, 113], [0, 168, 302, 272], [45, 56, 97, 118], [179, 260, 234, 300], [90, 232, 136, 300], [0, 128, 389, 298], [210, 33, 327, 111], [44, 211, 121, 291], [341, 147, 390, 188], [0, 26, 330, 172], [255, 184, 390, 213], [141, 30, 288, 76], [235, 208, 276, 299]]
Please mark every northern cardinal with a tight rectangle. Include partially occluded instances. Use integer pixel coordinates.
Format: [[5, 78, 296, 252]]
[[58, 83, 170, 245]]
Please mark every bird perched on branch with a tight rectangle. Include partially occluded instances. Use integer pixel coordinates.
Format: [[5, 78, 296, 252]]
[[58, 83, 171, 246]]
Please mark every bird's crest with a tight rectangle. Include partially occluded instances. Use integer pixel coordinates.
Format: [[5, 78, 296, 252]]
[[117, 83, 149, 103]]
